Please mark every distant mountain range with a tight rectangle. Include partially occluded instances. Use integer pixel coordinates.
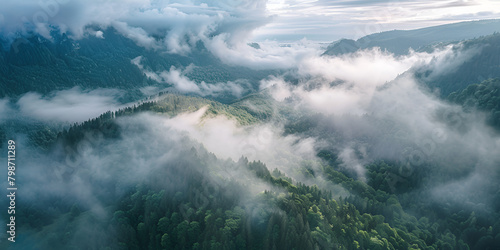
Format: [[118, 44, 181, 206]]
[[323, 19, 500, 56], [321, 19, 500, 97]]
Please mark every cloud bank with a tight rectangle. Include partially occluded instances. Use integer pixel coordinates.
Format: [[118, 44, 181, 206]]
[[0, 0, 271, 55], [16, 87, 123, 123], [132, 56, 248, 96], [258, 44, 500, 209]]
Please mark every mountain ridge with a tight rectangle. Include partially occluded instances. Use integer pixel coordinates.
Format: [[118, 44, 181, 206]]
[[323, 19, 500, 56]]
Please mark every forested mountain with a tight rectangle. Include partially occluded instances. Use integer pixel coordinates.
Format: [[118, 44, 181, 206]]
[[416, 33, 500, 96], [0, 28, 275, 103], [322, 27, 500, 99], [323, 19, 500, 56], [2, 93, 499, 249]]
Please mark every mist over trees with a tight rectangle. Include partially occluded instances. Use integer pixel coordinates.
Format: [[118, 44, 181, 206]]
[[3, 84, 500, 249], [1, 3, 500, 249]]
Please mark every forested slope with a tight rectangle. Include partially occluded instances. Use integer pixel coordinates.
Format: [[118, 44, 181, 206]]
[[418, 33, 500, 96], [6, 93, 498, 249], [0, 29, 274, 103], [448, 78, 500, 130]]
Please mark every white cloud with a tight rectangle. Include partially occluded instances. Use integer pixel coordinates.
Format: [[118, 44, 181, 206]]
[[130, 56, 162, 82], [159, 106, 318, 175], [0, 0, 271, 54], [256, 42, 500, 207], [204, 37, 318, 69], [1, 0, 498, 213], [160, 65, 204, 93], [260, 44, 480, 116], [131, 57, 247, 97], [17, 87, 123, 123], [95, 30, 104, 39]]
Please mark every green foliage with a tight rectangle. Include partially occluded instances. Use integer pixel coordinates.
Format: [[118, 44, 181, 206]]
[[421, 33, 500, 96], [363, 160, 500, 250], [105, 159, 425, 250], [449, 78, 500, 130]]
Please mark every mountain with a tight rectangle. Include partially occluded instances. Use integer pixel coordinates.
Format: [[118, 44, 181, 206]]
[[5, 93, 481, 250], [323, 19, 500, 56], [415, 33, 500, 96], [0, 28, 275, 103]]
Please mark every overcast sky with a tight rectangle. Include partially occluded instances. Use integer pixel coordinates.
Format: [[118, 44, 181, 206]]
[[0, 0, 499, 46], [255, 0, 500, 42]]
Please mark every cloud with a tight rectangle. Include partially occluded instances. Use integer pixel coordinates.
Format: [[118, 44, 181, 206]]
[[2, 0, 495, 71], [4, 2, 500, 247], [152, 105, 348, 196], [130, 56, 162, 82], [16, 105, 319, 212], [10, 108, 296, 243], [131, 56, 247, 97], [160, 65, 202, 93], [160, 107, 318, 174], [95, 30, 104, 39], [414, 43, 483, 81], [261, 44, 480, 116], [204, 38, 319, 69], [17, 87, 123, 123], [13, 99, 320, 197], [257, 43, 500, 210], [0, 0, 272, 54], [139, 86, 159, 96], [11, 114, 196, 229]]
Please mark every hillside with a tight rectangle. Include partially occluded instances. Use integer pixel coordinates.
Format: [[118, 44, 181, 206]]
[[448, 78, 500, 130], [0, 28, 275, 103], [5, 93, 483, 249], [416, 33, 500, 96], [3, 92, 499, 249]]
